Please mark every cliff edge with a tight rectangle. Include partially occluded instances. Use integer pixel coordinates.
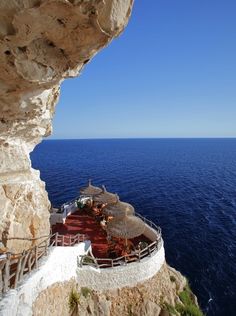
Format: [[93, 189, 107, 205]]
[[0, 0, 133, 252], [33, 263, 202, 316]]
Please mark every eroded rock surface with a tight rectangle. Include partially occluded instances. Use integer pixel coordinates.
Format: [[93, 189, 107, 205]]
[[33, 263, 192, 316], [0, 0, 133, 252]]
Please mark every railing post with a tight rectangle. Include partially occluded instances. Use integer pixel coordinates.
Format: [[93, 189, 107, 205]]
[[28, 251, 32, 272], [69, 235, 71, 246], [14, 254, 23, 289], [3, 253, 11, 293], [62, 235, 65, 246], [148, 246, 151, 257], [20, 251, 29, 280], [54, 232, 58, 246], [35, 246, 38, 269], [81, 256, 84, 268], [138, 250, 141, 262], [45, 240, 48, 256]]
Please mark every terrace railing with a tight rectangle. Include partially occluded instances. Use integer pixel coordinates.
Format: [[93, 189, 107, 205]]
[[0, 232, 88, 294], [79, 214, 162, 269], [79, 238, 163, 269], [50, 232, 88, 247], [135, 212, 162, 235]]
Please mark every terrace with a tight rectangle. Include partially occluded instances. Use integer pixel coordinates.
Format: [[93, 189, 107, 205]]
[[51, 187, 162, 269], [0, 183, 163, 294]]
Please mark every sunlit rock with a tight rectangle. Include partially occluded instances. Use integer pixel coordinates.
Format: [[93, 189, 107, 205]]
[[0, 0, 134, 252]]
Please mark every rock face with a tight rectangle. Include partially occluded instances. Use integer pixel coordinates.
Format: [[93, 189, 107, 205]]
[[33, 263, 194, 316], [0, 0, 133, 252]]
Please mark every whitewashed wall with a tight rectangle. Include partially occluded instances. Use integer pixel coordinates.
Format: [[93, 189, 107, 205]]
[[77, 242, 165, 291], [0, 242, 90, 316], [0, 237, 165, 315], [50, 202, 78, 225]]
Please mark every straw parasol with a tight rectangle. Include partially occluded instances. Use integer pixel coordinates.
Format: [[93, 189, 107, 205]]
[[93, 185, 117, 205], [103, 196, 135, 218], [80, 179, 102, 196], [106, 215, 146, 239]]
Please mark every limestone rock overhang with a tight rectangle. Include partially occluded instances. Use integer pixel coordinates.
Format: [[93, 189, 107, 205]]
[[0, 0, 134, 252]]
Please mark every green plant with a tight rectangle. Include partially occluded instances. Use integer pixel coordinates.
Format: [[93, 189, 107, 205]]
[[82, 256, 95, 265], [179, 289, 193, 306], [138, 241, 149, 250], [176, 303, 203, 316], [81, 287, 92, 298], [164, 303, 178, 315], [68, 289, 80, 315], [127, 304, 133, 316], [176, 286, 204, 316]]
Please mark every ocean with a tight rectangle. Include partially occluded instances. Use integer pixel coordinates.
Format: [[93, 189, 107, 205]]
[[31, 138, 236, 316]]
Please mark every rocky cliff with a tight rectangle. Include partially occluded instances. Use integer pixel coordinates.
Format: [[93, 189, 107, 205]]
[[33, 263, 202, 316], [0, 0, 133, 252]]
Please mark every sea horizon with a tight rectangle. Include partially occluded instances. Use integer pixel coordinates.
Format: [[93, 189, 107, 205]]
[[46, 137, 236, 141]]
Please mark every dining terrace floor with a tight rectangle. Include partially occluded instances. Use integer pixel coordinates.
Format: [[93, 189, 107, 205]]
[[51, 209, 151, 259]]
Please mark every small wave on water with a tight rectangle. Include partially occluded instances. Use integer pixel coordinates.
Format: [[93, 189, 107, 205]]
[[31, 138, 236, 316]]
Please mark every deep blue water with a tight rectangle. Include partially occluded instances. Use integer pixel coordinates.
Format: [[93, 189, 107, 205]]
[[31, 139, 236, 316]]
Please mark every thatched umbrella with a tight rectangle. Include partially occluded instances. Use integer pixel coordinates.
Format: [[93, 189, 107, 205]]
[[106, 215, 146, 240], [93, 185, 117, 205], [103, 197, 135, 218], [80, 179, 102, 196]]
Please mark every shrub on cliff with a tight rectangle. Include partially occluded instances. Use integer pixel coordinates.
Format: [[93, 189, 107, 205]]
[[68, 289, 80, 315], [176, 284, 204, 316]]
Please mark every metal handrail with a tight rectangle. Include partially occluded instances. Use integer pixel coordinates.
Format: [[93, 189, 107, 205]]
[[135, 212, 161, 235]]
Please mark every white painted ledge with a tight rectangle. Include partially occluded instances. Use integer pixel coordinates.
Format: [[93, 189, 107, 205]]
[[50, 203, 78, 225], [0, 241, 90, 316], [77, 241, 165, 291], [0, 239, 165, 315]]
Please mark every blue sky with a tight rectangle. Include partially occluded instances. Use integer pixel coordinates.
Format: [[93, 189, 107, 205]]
[[51, 0, 236, 139]]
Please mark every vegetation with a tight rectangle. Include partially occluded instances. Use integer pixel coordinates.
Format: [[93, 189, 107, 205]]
[[127, 304, 133, 316], [81, 287, 92, 298], [82, 256, 95, 265], [138, 241, 149, 250], [179, 285, 195, 306], [176, 285, 204, 316], [162, 283, 204, 316], [68, 289, 80, 315], [164, 302, 178, 315], [176, 302, 204, 316]]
